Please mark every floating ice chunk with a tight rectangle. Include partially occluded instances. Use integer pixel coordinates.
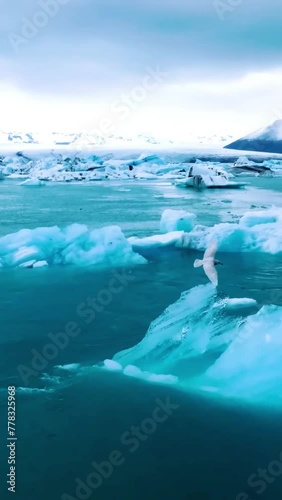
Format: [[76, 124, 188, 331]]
[[113, 284, 235, 379], [185, 208, 282, 254], [20, 178, 45, 186], [160, 209, 196, 233], [18, 387, 54, 394], [0, 224, 146, 268], [123, 365, 178, 385], [104, 360, 123, 372], [234, 156, 257, 167], [217, 298, 258, 310], [33, 260, 48, 268], [55, 364, 81, 371]]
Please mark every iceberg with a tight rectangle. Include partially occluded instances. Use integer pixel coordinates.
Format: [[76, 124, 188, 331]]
[[112, 284, 237, 378], [2, 207, 282, 270], [0, 224, 146, 268], [108, 282, 282, 406], [129, 207, 282, 255]]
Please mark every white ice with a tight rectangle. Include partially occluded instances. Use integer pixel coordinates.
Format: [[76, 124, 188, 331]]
[[215, 298, 258, 310]]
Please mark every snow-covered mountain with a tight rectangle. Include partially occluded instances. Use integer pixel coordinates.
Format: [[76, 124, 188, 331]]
[[225, 120, 282, 153], [0, 130, 233, 148], [0, 131, 38, 145]]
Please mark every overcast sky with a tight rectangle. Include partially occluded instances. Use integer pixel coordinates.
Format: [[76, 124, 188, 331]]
[[1, 0, 282, 138]]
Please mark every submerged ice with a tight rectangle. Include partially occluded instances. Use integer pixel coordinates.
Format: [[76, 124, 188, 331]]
[[109, 284, 282, 406], [112, 284, 237, 378]]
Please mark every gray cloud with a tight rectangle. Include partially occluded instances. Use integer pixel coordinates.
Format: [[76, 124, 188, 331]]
[[1, 0, 282, 97]]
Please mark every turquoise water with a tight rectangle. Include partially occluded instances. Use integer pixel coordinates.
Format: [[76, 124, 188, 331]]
[[1, 178, 282, 499]]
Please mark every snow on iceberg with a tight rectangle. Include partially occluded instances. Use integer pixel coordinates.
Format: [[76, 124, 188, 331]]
[[160, 209, 196, 233], [129, 231, 184, 252], [0, 224, 146, 268]]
